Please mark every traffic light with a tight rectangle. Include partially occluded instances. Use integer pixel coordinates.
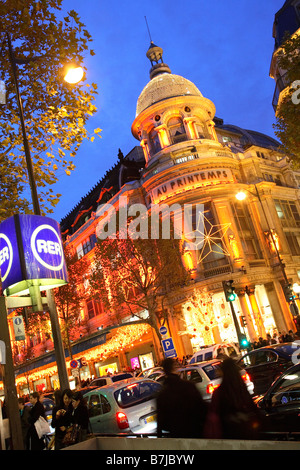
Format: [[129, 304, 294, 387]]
[[239, 315, 247, 328], [283, 284, 295, 303], [222, 280, 237, 302], [239, 334, 250, 350]]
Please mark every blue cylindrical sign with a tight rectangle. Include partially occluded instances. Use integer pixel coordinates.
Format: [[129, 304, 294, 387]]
[[0, 214, 68, 296]]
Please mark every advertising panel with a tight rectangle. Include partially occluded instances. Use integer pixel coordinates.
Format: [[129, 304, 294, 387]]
[[0, 214, 68, 296]]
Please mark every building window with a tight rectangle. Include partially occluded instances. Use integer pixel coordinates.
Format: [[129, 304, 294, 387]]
[[148, 127, 161, 155], [86, 299, 104, 320], [195, 123, 206, 139], [77, 233, 97, 259], [195, 203, 229, 270], [285, 232, 300, 256], [231, 202, 262, 260], [168, 117, 187, 144], [274, 199, 300, 228]]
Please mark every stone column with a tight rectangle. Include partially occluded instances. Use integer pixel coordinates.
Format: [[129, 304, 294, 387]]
[[236, 288, 257, 342], [246, 286, 267, 338]]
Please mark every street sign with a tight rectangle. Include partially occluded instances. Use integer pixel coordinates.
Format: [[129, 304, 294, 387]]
[[161, 337, 177, 358], [13, 316, 25, 341], [70, 359, 78, 369], [159, 325, 168, 336], [0, 214, 68, 296]]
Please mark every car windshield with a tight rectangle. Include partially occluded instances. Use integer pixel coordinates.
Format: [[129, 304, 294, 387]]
[[202, 362, 222, 380], [114, 381, 161, 409]]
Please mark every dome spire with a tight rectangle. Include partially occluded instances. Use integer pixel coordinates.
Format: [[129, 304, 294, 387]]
[[146, 41, 172, 80], [144, 18, 171, 80]]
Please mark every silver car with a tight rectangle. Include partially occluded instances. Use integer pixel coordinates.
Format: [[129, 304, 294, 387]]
[[178, 360, 254, 401], [83, 378, 161, 434]]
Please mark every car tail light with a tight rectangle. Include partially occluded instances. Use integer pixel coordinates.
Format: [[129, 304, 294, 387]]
[[206, 383, 220, 395], [116, 411, 129, 429], [241, 372, 250, 382]]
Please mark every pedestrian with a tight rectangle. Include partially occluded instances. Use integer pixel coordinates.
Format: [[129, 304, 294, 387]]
[[156, 357, 207, 438], [216, 347, 228, 360], [70, 391, 90, 443], [204, 358, 263, 439], [51, 389, 73, 450], [27, 392, 47, 450], [18, 397, 31, 450]]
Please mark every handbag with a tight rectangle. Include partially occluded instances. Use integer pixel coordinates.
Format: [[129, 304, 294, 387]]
[[62, 424, 80, 446], [34, 415, 51, 439]]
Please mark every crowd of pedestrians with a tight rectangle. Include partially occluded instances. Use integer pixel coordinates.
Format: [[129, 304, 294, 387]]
[[16, 389, 90, 450], [156, 356, 264, 440]]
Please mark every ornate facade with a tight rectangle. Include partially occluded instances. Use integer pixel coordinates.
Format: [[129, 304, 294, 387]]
[[10, 35, 300, 395]]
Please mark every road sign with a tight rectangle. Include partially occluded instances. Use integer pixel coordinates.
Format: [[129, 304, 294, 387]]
[[159, 325, 168, 336], [13, 316, 25, 341], [161, 337, 177, 358], [70, 359, 78, 369]]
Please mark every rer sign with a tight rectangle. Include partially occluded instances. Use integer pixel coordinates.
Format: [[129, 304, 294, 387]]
[[0, 214, 68, 296]]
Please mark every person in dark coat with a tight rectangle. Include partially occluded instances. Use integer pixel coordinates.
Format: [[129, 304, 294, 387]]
[[27, 392, 47, 450], [18, 397, 31, 449], [204, 358, 263, 439], [156, 358, 207, 438], [51, 389, 73, 450], [70, 391, 90, 443]]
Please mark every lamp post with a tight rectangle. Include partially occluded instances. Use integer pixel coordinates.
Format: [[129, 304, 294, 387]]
[[236, 183, 299, 317], [0, 33, 83, 448]]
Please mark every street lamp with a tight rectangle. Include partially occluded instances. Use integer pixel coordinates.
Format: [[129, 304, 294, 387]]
[[6, 32, 84, 215], [235, 183, 299, 317], [0, 33, 84, 449]]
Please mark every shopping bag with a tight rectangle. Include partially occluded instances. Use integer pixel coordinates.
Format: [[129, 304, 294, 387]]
[[34, 416, 51, 439]]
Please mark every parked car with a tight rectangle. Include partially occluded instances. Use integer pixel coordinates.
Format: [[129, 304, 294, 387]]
[[237, 343, 299, 396], [188, 343, 240, 365], [89, 372, 133, 388], [137, 367, 164, 378], [255, 363, 300, 439], [84, 378, 162, 435], [177, 360, 254, 401]]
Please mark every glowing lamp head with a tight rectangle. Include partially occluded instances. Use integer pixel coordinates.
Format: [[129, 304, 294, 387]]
[[63, 65, 84, 84], [235, 191, 247, 201]]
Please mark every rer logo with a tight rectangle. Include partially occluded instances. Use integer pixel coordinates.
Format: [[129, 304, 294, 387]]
[[31, 224, 64, 271], [0, 233, 13, 282]]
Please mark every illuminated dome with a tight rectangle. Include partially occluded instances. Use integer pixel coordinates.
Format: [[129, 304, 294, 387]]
[[136, 73, 203, 116]]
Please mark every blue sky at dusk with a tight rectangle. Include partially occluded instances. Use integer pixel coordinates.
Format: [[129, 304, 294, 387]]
[[51, 0, 285, 223]]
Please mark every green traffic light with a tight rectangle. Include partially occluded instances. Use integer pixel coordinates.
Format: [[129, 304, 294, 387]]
[[228, 292, 237, 301]]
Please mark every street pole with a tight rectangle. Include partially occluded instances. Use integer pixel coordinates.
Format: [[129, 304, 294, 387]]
[[6, 32, 41, 216], [0, 297, 24, 450], [3, 32, 70, 422]]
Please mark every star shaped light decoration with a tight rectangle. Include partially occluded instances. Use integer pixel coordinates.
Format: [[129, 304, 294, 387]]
[[183, 210, 231, 263]]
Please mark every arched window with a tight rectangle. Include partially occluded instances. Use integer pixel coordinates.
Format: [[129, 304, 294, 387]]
[[148, 127, 161, 155], [195, 123, 206, 139], [168, 117, 187, 144]]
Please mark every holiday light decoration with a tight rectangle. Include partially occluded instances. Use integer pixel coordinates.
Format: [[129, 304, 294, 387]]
[[14, 323, 151, 386], [184, 210, 231, 263], [181, 287, 218, 345]]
